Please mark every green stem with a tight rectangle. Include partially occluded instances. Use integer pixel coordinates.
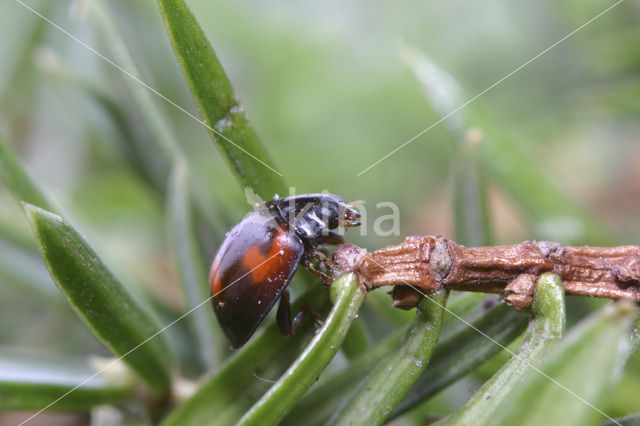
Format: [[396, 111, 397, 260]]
[[340, 317, 369, 360], [238, 273, 366, 426], [282, 328, 404, 426], [285, 293, 490, 426], [496, 300, 634, 426], [437, 272, 565, 425], [160, 286, 329, 426], [333, 289, 448, 426], [390, 301, 528, 419]]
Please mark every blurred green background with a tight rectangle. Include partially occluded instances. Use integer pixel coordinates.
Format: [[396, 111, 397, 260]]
[[1, 0, 639, 424]]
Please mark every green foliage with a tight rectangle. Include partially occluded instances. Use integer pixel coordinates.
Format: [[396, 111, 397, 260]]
[[25, 205, 173, 393], [284, 293, 527, 425], [439, 273, 566, 425], [333, 289, 447, 425], [391, 298, 529, 419], [339, 318, 370, 360], [0, 348, 134, 410], [282, 325, 404, 426], [496, 300, 635, 426], [167, 159, 221, 370], [402, 45, 612, 245], [0, 136, 55, 212], [161, 285, 330, 426], [85, 0, 180, 163], [238, 273, 366, 426], [0, 1, 638, 425], [155, 0, 286, 199]]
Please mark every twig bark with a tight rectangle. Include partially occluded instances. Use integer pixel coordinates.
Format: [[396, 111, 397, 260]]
[[331, 236, 640, 310]]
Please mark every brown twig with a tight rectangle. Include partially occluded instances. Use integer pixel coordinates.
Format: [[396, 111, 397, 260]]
[[331, 236, 640, 310]]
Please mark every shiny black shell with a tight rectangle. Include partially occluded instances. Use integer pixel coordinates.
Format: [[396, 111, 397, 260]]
[[210, 209, 303, 348], [210, 193, 359, 348]]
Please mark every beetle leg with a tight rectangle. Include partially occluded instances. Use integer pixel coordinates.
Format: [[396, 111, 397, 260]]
[[316, 230, 345, 246], [301, 250, 333, 284], [302, 257, 332, 283], [276, 289, 323, 338], [311, 246, 337, 269], [311, 249, 331, 265], [276, 289, 294, 337], [289, 305, 323, 336]]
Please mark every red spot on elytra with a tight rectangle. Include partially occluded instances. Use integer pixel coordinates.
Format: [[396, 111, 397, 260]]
[[242, 229, 290, 283]]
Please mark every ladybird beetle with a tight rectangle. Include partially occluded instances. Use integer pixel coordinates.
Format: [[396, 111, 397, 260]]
[[209, 193, 361, 348]]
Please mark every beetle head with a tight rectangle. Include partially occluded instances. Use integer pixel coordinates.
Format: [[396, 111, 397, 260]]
[[273, 193, 361, 240]]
